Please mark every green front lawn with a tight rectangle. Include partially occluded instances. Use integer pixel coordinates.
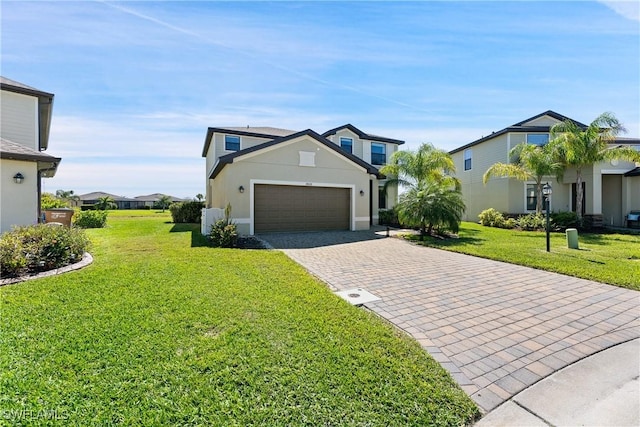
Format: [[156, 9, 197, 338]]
[[408, 222, 640, 291], [0, 213, 479, 426]]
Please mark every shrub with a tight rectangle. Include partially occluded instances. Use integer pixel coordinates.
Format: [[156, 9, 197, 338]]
[[170, 201, 205, 223], [517, 213, 547, 231], [73, 209, 108, 228], [41, 192, 68, 209], [0, 225, 90, 278], [478, 208, 506, 227], [209, 219, 238, 248], [551, 211, 580, 231], [378, 208, 400, 227]]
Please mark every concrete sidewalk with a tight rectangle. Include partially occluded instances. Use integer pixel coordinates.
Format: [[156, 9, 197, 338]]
[[260, 230, 640, 415], [476, 338, 639, 426]]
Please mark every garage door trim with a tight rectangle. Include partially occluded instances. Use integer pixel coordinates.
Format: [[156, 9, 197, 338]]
[[250, 179, 355, 235]]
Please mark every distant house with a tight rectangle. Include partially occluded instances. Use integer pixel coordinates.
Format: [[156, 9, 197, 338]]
[[0, 77, 61, 233], [449, 110, 640, 226], [75, 192, 186, 210], [134, 193, 186, 208], [76, 191, 144, 210], [202, 125, 404, 235]]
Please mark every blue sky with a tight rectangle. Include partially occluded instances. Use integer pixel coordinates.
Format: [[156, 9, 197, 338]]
[[2, 1, 639, 198]]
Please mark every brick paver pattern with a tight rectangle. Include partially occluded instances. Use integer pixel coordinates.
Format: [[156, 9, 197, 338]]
[[261, 230, 640, 412]]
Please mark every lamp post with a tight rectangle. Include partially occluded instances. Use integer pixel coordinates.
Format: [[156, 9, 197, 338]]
[[542, 182, 552, 252]]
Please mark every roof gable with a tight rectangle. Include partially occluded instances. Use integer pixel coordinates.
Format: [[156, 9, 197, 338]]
[[322, 124, 405, 145], [450, 110, 589, 154], [202, 126, 297, 157], [209, 129, 380, 179]]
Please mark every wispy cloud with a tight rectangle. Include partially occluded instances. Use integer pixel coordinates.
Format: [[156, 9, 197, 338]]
[[599, 1, 640, 22]]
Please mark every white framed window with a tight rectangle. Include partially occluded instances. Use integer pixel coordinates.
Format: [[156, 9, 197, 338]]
[[225, 135, 240, 151], [464, 149, 472, 171], [527, 133, 549, 146], [340, 137, 353, 154], [371, 143, 386, 165], [526, 183, 550, 211]]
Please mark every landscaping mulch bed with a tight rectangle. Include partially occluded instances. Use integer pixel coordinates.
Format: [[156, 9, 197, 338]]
[[235, 236, 267, 249]]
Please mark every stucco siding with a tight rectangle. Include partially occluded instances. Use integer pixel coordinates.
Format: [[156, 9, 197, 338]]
[[208, 136, 373, 234], [525, 116, 561, 127], [0, 91, 38, 150], [1, 159, 39, 233]]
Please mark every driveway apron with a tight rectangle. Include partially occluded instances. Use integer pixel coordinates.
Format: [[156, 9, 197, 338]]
[[260, 230, 640, 412]]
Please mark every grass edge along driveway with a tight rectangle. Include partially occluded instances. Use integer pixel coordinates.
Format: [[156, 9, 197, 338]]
[[409, 221, 640, 291], [0, 213, 480, 426]]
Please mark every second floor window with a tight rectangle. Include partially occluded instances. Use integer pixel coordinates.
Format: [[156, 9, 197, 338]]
[[371, 143, 386, 165], [225, 135, 240, 151], [464, 149, 472, 171], [340, 137, 353, 154], [527, 133, 549, 146]]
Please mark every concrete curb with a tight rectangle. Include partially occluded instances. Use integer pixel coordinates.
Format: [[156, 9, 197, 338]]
[[0, 252, 93, 286]]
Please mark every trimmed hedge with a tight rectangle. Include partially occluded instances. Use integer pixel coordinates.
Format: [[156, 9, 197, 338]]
[[0, 224, 90, 278], [73, 209, 108, 228], [170, 201, 204, 223]]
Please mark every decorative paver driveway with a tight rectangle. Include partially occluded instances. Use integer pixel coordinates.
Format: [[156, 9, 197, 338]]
[[260, 230, 640, 412]]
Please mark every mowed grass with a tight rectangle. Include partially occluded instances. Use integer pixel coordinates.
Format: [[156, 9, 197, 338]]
[[0, 212, 479, 426], [408, 222, 640, 291]]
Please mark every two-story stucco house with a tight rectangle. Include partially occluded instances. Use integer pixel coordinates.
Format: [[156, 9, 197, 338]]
[[449, 110, 640, 226], [0, 77, 61, 234], [202, 124, 404, 235]]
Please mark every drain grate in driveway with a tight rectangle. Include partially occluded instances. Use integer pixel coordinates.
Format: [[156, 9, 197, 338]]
[[334, 288, 381, 306]]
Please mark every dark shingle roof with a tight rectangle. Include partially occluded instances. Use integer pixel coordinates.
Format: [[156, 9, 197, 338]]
[[449, 110, 587, 155], [0, 137, 61, 163], [322, 124, 405, 145], [209, 129, 381, 179], [202, 126, 297, 157]]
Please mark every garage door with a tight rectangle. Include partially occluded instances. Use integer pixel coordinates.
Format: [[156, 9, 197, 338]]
[[254, 185, 350, 233]]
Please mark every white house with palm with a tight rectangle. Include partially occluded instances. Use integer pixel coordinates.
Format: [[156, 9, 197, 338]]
[[449, 111, 640, 227]]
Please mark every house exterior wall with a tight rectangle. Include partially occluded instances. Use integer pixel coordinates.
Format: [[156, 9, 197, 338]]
[[452, 133, 510, 220], [0, 90, 38, 150], [205, 133, 273, 180], [623, 176, 640, 213], [1, 159, 39, 233], [208, 136, 373, 234]]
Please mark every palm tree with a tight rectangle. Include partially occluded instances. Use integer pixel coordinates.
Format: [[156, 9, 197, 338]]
[[380, 143, 464, 238], [380, 143, 460, 190], [483, 143, 562, 213], [397, 181, 465, 239], [157, 195, 172, 212], [549, 112, 639, 219], [55, 189, 80, 207], [95, 196, 117, 210], [195, 193, 204, 202]]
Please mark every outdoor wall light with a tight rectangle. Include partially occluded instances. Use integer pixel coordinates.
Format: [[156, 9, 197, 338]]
[[359, 190, 365, 196], [238, 185, 245, 193], [13, 172, 25, 184]]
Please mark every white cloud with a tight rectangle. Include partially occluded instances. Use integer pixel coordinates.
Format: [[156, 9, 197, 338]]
[[599, 1, 640, 22]]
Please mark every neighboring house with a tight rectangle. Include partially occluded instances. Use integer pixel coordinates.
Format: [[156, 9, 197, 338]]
[[76, 191, 145, 210], [134, 193, 186, 208], [75, 192, 187, 210], [202, 125, 404, 235], [0, 77, 61, 234], [449, 110, 640, 226]]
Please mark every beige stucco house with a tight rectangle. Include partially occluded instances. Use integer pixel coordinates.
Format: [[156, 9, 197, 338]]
[[449, 110, 640, 226], [202, 125, 404, 235], [1, 77, 61, 234]]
